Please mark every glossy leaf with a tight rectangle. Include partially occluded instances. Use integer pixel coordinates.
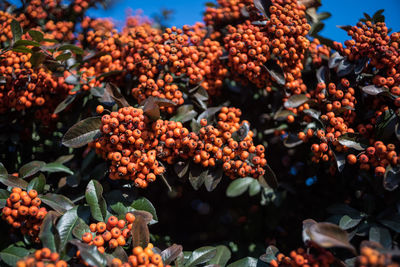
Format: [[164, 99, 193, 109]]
[[0, 175, 28, 189], [85, 180, 107, 221], [131, 197, 158, 222], [27, 173, 46, 193], [227, 257, 259, 267], [0, 245, 30, 266], [161, 244, 183, 265], [10, 19, 22, 43], [284, 95, 309, 109], [308, 222, 356, 253], [19, 161, 46, 179], [185, 246, 217, 267], [53, 94, 77, 114], [209, 245, 231, 266], [56, 206, 80, 251], [369, 226, 391, 249], [41, 162, 73, 175], [226, 177, 254, 197], [263, 60, 285, 85], [41, 193, 74, 214], [72, 219, 91, 239], [69, 240, 107, 267], [39, 211, 60, 252], [339, 215, 362, 230], [62, 117, 102, 148]]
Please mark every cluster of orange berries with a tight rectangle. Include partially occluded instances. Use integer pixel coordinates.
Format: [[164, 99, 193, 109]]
[[81, 213, 136, 252], [221, 0, 310, 93], [347, 141, 398, 176], [80, 19, 226, 112], [16, 248, 67, 267], [308, 39, 330, 67], [91, 106, 267, 186], [269, 247, 335, 267], [0, 50, 70, 123], [111, 243, 170, 267], [334, 21, 400, 68], [90, 106, 165, 187], [1, 188, 47, 243], [203, 0, 255, 27], [356, 246, 400, 267], [333, 20, 400, 106]]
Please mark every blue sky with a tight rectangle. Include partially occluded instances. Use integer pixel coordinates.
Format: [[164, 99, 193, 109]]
[[6, 0, 400, 42], [86, 0, 400, 43]]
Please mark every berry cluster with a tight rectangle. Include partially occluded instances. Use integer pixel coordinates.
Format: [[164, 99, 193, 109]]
[[111, 243, 170, 267], [80, 20, 226, 113], [82, 213, 136, 252], [91, 106, 267, 187], [1, 188, 47, 243], [203, 0, 255, 27], [356, 246, 400, 267], [222, 0, 310, 93], [269, 247, 335, 267], [0, 50, 72, 123], [16, 248, 67, 267]]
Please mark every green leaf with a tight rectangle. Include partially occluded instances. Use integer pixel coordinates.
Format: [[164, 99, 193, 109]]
[[0, 245, 30, 266], [13, 39, 40, 47], [72, 219, 91, 240], [57, 206, 80, 251], [39, 211, 60, 253], [188, 164, 208, 190], [0, 189, 10, 209], [85, 180, 107, 221], [19, 161, 46, 179], [0, 175, 28, 189], [226, 178, 254, 197], [185, 246, 217, 267], [362, 85, 389, 96], [53, 94, 77, 114], [339, 215, 362, 230], [204, 167, 223, 192], [65, 75, 79, 85], [69, 240, 107, 267], [41, 193, 74, 214], [54, 155, 74, 164], [10, 19, 22, 43], [209, 245, 231, 266], [131, 197, 158, 222], [11, 47, 32, 54], [41, 162, 73, 175], [62, 117, 102, 148], [369, 226, 391, 249], [58, 44, 84, 54], [318, 12, 331, 20], [263, 60, 285, 85], [227, 257, 258, 267], [0, 162, 7, 177], [55, 52, 72, 61], [309, 21, 325, 36], [26, 173, 46, 193], [97, 70, 123, 79], [170, 105, 198, 123], [327, 204, 362, 217], [284, 94, 309, 109], [249, 180, 261, 196], [28, 30, 44, 42]]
